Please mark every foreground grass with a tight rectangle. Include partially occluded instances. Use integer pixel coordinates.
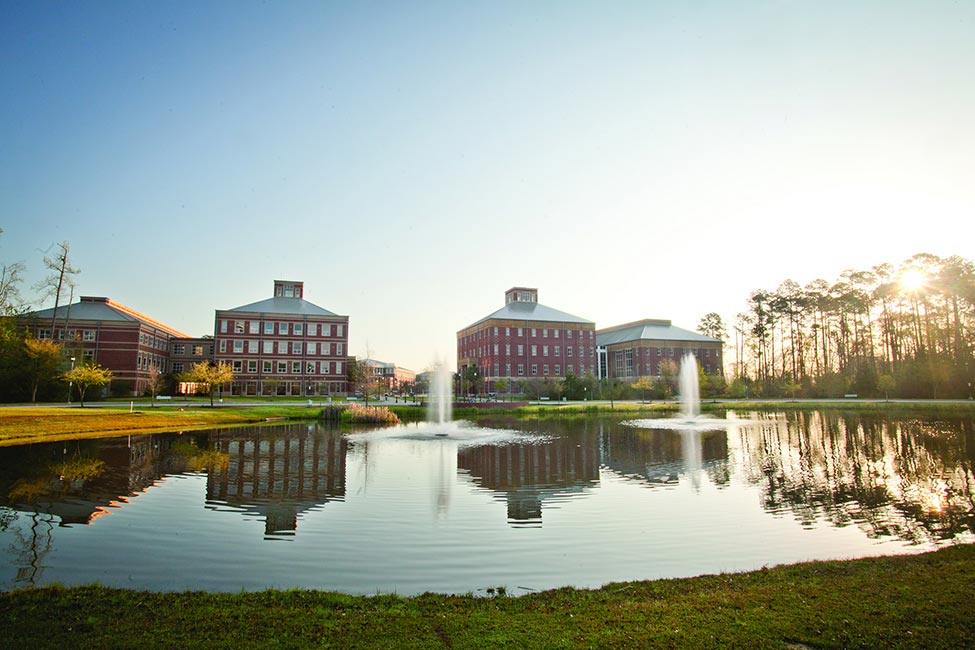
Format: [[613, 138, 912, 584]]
[[1, 545, 973, 649], [0, 405, 324, 446]]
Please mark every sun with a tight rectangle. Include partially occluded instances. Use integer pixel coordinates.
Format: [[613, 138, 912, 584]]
[[899, 268, 927, 293]]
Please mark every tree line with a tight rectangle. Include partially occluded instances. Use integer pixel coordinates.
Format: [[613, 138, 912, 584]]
[[726, 252, 975, 399]]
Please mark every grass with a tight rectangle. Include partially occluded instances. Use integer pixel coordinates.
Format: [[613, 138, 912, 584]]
[[2, 399, 973, 446], [0, 405, 325, 446], [1, 544, 973, 649]]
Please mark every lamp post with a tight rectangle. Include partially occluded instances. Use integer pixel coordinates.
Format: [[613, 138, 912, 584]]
[[67, 356, 76, 404]]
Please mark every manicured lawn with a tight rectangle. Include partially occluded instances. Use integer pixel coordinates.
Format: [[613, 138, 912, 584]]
[[0, 405, 323, 446], [1, 544, 973, 649]]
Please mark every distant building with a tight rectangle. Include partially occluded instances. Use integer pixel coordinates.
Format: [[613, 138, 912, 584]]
[[362, 359, 416, 394], [167, 337, 214, 376], [596, 319, 723, 381], [213, 280, 350, 397], [19, 296, 189, 396], [457, 287, 597, 394]]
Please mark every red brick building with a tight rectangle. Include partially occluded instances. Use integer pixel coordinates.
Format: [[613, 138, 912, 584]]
[[596, 319, 723, 380], [457, 287, 597, 394], [213, 280, 350, 397], [20, 296, 190, 396]]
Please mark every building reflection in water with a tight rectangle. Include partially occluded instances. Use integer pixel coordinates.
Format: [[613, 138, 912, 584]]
[[205, 423, 347, 538], [456, 428, 601, 526]]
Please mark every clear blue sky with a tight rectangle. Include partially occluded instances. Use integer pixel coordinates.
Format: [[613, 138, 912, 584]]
[[3, 1, 973, 372]]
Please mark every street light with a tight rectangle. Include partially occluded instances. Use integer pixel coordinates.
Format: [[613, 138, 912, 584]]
[[67, 356, 76, 404]]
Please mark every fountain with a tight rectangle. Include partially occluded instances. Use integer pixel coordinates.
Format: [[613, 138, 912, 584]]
[[427, 363, 453, 427], [678, 352, 701, 420]]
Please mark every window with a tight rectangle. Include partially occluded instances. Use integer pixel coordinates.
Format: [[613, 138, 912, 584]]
[[568, 347, 574, 357], [263, 341, 273, 354], [247, 360, 257, 373], [624, 349, 634, 376], [505, 363, 511, 377], [277, 361, 287, 373], [173, 362, 184, 373], [279, 322, 289, 335], [38, 329, 51, 339], [336, 343, 343, 355], [493, 327, 498, 335], [322, 342, 331, 355], [323, 324, 332, 336], [264, 321, 274, 335], [579, 347, 584, 357], [568, 364, 573, 374], [531, 328, 536, 337], [233, 340, 244, 353], [335, 361, 342, 374], [220, 320, 228, 333], [543, 329, 548, 338], [83, 330, 95, 342], [263, 361, 272, 373], [531, 345, 537, 356], [542, 346, 549, 356], [219, 340, 227, 353], [293, 342, 302, 355], [307, 362, 316, 374], [517, 328, 523, 336], [323, 362, 330, 375], [249, 321, 259, 334], [193, 345, 204, 356], [83, 349, 94, 360], [505, 344, 510, 355], [308, 323, 317, 336], [543, 365, 549, 375], [518, 364, 524, 376], [554, 329, 559, 339], [234, 322, 244, 334], [232, 360, 243, 372], [294, 323, 303, 336], [248, 340, 258, 353], [307, 342, 317, 355], [493, 344, 498, 354], [493, 364, 499, 376], [567, 329, 573, 339], [173, 344, 185, 355], [518, 344, 524, 356], [531, 364, 538, 375], [505, 327, 510, 336], [293, 361, 302, 374], [554, 345, 560, 356]]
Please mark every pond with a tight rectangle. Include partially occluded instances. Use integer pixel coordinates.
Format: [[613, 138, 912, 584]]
[[1, 410, 973, 595]]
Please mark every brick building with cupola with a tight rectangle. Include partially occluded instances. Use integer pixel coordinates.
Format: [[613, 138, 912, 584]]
[[213, 280, 350, 397], [457, 287, 597, 394]]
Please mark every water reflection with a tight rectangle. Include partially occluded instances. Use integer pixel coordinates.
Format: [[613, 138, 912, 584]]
[[205, 425, 347, 537], [1, 411, 974, 592]]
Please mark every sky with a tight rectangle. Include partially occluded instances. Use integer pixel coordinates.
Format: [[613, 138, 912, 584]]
[[2, 1, 973, 372]]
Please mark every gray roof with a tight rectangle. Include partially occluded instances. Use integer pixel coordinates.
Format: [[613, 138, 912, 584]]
[[223, 296, 341, 317], [597, 320, 721, 347], [26, 297, 189, 337], [464, 301, 593, 330]]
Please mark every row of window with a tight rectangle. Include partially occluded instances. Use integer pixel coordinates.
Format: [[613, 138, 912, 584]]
[[171, 344, 209, 356], [462, 344, 595, 358], [220, 320, 344, 337], [460, 326, 594, 345], [138, 332, 169, 350], [228, 360, 344, 375], [481, 363, 594, 378], [218, 340, 345, 356], [37, 328, 97, 342]]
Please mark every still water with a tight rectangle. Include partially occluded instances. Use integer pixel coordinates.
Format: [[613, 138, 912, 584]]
[[1, 411, 973, 595]]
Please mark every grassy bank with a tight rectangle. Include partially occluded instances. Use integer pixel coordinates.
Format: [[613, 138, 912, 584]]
[[0, 405, 324, 446], [1, 544, 973, 649], [2, 400, 973, 446]]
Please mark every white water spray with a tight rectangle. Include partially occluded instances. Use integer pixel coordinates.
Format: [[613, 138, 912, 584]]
[[678, 353, 700, 419]]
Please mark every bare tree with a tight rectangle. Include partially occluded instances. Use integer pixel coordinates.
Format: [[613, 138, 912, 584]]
[[33, 241, 80, 337]]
